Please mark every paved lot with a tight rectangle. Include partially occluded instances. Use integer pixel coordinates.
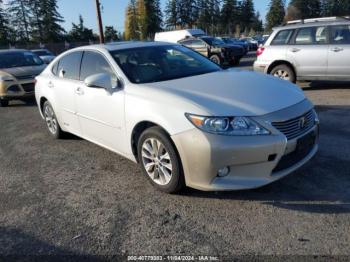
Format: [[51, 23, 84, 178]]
[[0, 55, 350, 258]]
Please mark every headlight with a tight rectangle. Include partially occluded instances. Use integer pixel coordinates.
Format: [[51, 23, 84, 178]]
[[186, 114, 270, 136]]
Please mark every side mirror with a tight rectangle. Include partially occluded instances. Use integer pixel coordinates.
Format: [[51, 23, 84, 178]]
[[84, 73, 121, 94]]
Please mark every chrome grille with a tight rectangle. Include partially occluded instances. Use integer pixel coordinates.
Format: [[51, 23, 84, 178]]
[[272, 110, 315, 140]]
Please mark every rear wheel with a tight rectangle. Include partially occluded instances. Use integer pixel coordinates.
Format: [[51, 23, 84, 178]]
[[270, 64, 296, 83], [43, 101, 64, 139], [0, 99, 9, 107], [137, 127, 185, 193], [209, 54, 222, 65]]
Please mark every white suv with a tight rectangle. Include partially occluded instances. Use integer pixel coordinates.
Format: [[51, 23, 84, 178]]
[[254, 17, 350, 82], [35, 42, 319, 193]]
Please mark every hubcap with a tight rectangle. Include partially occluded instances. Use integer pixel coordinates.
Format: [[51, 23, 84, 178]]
[[141, 138, 173, 186], [44, 105, 58, 135], [211, 57, 219, 64], [273, 70, 290, 81]]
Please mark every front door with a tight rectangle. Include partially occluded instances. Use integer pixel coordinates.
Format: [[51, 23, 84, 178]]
[[76, 51, 126, 154], [327, 24, 350, 79]]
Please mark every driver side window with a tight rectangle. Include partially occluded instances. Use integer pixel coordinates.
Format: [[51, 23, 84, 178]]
[[80, 51, 117, 82]]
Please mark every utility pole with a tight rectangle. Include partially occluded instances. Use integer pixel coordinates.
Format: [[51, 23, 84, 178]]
[[95, 0, 105, 44]]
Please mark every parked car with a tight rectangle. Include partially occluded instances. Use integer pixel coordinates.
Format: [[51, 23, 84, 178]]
[[179, 36, 245, 66], [0, 49, 46, 107], [31, 49, 56, 64], [35, 42, 319, 193], [218, 37, 249, 55], [155, 29, 206, 44], [240, 37, 259, 50], [254, 17, 350, 82]]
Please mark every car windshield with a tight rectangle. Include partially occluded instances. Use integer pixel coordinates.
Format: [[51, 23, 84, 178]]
[[110, 45, 221, 84], [202, 37, 225, 46], [0, 51, 44, 69], [33, 50, 52, 56]]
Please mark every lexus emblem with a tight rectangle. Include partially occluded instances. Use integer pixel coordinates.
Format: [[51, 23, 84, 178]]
[[299, 117, 306, 129]]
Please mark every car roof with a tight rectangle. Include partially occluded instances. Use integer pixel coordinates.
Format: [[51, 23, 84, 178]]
[[73, 41, 176, 52], [273, 18, 350, 31], [0, 49, 28, 53], [31, 49, 49, 52]]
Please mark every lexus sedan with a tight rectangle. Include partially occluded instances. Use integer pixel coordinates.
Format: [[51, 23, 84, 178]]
[[0, 49, 46, 107], [35, 42, 319, 193]]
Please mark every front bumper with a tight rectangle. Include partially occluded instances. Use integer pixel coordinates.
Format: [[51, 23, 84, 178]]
[[0, 79, 35, 100], [172, 100, 319, 191]]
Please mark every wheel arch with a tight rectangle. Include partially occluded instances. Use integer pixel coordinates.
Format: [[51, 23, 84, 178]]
[[267, 60, 297, 77]]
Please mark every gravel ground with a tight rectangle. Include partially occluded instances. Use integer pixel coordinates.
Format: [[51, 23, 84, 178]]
[[0, 55, 350, 260]]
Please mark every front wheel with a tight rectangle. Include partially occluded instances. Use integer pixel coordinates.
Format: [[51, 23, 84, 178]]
[[43, 101, 64, 139], [270, 64, 296, 83], [137, 127, 185, 193], [209, 54, 222, 65]]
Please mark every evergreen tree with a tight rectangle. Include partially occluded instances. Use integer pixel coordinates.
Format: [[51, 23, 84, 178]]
[[136, 0, 147, 40], [240, 0, 255, 33], [124, 0, 139, 40], [38, 0, 65, 42], [178, 0, 199, 28], [197, 0, 221, 35], [28, 0, 44, 42], [8, 0, 31, 42], [68, 15, 94, 42], [104, 26, 120, 42], [0, 0, 10, 45], [321, 0, 350, 16], [144, 0, 162, 37], [286, 0, 321, 20], [252, 11, 264, 33], [165, 0, 179, 29], [221, 0, 239, 35], [266, 0, 285, 32]]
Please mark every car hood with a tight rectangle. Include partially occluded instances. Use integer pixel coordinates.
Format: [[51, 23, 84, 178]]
[[0, 64, 46, 79], [145, 69, 306, 116]]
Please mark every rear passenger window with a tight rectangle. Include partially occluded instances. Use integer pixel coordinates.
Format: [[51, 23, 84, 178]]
[[271, 30, 294, 45], [295, 27, 328, 45], [57, 51, 83, 80], [80, 51, 116, 81], [330, 25, 350, 44]]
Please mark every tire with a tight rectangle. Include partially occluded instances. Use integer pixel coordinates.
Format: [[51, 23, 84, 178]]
[[270, 64, 296, 83], [0, 99, 9, 107], [137, 126, 185, 193], [209, 54, 222, 66], [43, 101, 64, 139]]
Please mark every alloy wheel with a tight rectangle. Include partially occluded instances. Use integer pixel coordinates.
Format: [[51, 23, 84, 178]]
[[273, 70, 290, 81], [141, 138, 173, 186], [44, 104, 58, 135]]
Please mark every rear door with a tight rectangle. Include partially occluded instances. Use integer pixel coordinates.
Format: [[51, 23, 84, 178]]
[[327, 24, 350, 79], [287, 26, 329, 79], [53, 51, 83, 135]]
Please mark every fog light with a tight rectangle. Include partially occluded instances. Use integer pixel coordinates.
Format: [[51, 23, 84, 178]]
[[217, 167, 230, 177]]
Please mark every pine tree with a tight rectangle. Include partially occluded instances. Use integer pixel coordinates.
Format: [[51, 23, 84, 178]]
[[8, 0, 31, 42], [124, 0, 139, 40], [197, 0, 221, 35], [266, 0, 285, 32], [252, 11, 264, 33], [144, 0, 162, 37], [165, 0, 179, 29], [286, 0, 321, 20], [136, 0, 147, 40], [105, 26, 119, 42], [38, 0, 65, 42], [28, 0, 43, 42], [240, 0, 256, 33], [0, 0, 10, 45], [321, 0, 350, 16], [68, 15, 94, 42], [221, 0, 238, 35], [177, 0, 199, 28]]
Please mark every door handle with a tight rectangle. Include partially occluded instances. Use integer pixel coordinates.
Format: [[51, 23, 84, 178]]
[[331, 47, 344, 52], [290, 48, 301, 53], [75, 87, 84, 95], [48, 81, 54, 88]]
